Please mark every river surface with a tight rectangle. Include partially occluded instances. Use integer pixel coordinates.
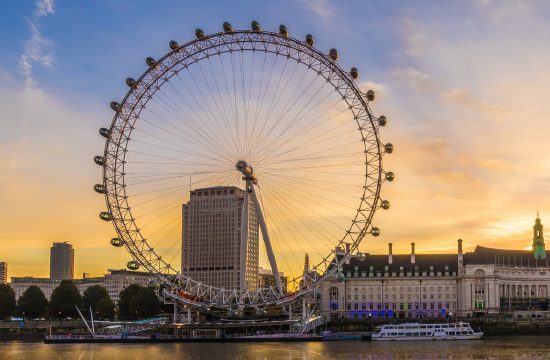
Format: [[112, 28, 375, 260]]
[[1, 337, 549, 359]]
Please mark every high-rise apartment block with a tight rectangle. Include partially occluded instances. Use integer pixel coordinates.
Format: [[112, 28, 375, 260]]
[[182, 186, 259, 291], [0, 262, 7, 284], [49, 242, 75, 279]]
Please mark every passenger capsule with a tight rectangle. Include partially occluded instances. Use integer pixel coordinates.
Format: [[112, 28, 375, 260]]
[[110, 237, 124, 247], [251, 20, 261, 32], [127, 261, 140, 271], [371, 227, 381, 236], [385, 172, 395, 182], [110, 101, 121, 113], [366, 90, 375, 101], [99, 127, 110, 138], [380, 200, 390, 210], [94, 184, 105, 194], [99, 212, 112, 221], [223, 22, 233, 32], [145, 57, 157, 67], [357, 252, 366, 260], [147, 279, 157, 289], [350, 67, 359, 80], [169, 40, 179, 51], [125, 78, 137, 88], [305, 34, 314, 47], [255, 308, 266, 316], [279, 24, 288, 37], [94, 156, 105, 166], [329, 48, 338, 61], [384, 143, 394, 154], [378, 115, 387, 127], [195, 28, 205, 39]]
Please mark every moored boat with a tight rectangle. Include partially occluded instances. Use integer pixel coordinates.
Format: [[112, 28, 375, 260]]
[[371, 322, 483, 341]]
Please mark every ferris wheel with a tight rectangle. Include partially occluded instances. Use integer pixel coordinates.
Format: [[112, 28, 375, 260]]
[[93, 21, 393, 310]]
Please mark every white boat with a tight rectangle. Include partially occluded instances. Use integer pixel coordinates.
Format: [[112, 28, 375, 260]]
[[370, 322, 483, 341]]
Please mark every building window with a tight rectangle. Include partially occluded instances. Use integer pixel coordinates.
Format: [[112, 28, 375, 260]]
[[329, 287, 338, 301]]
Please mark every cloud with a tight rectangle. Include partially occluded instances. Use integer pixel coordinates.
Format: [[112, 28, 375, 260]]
[[440, 88, 507, 121], [299, 0, 334, 19], [475, 0, 534, 24], [19, 0, 55, 90], [0, 72, 118, 277], [392, 68, 434, 91], [400, 18, 428, 57]]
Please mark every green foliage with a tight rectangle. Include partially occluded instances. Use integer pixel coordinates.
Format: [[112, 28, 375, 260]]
[[83, 285, 114, 319], [17, 285, 48, 319], [49, 280, 82, 319], [128, 288, 161, 319], [0, 284, 16, 320], [118, 284, 142, 319], [95, 297, 115, 319]]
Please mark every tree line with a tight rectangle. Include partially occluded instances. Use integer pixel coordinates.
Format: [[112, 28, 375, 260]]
[[0, 281, 162, 320]]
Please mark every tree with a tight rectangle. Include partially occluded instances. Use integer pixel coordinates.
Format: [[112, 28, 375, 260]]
[[49, 280, 82, 319], [0, 284, 16, 320], [83, 285, 114, 319], [118, 284, 142, 319], [17, 285, 48, 319], [95, 297, 115, 319], [129, 288, 161, 319]]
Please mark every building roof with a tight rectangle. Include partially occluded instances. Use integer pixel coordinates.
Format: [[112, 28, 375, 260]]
[[107, 269, 152, 276], [338, 252, 458, 275], [464, 246, 550, 267]]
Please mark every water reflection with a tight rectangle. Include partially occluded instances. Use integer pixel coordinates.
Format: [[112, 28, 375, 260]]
[[1, 337, 549, 360]]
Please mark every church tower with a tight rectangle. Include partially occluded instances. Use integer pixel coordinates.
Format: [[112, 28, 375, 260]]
[[533, 213, 546, 260]]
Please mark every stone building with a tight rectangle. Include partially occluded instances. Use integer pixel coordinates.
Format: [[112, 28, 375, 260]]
[[458, 214, 549, 315], [320, 215, 550, 319], [321, 242, 459, 320], [103, 269, 152, 302], [11, 269, 152, 302], [10, 276, 102, 300]]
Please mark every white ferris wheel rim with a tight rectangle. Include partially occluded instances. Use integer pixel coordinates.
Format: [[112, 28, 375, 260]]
[[98, 26, 387, 308]]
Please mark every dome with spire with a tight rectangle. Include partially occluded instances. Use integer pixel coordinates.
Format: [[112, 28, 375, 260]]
[[533, 212, 546, 260]]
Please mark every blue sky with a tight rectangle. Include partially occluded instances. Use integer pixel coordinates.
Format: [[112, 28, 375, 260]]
[[1, 0, 550, 278]]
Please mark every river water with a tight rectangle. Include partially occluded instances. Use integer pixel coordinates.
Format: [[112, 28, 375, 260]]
[[1, 337, 549, 359]]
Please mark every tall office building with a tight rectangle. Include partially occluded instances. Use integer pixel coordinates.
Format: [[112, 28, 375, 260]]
[[49, 242, 74, 279], [0, 262, 7, 284], [182, 186, 259, 291]]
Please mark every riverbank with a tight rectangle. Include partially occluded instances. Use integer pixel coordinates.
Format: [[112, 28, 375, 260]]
[[3, 318, 550, 341]]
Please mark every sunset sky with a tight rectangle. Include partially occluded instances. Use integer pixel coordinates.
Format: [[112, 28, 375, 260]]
[[1, 0, 549, 279]]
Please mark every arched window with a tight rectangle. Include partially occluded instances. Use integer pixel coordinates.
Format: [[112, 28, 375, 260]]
[[474, 269, 485, 309], [474, 269, 485, 277], [329, 287, 338, 301]]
